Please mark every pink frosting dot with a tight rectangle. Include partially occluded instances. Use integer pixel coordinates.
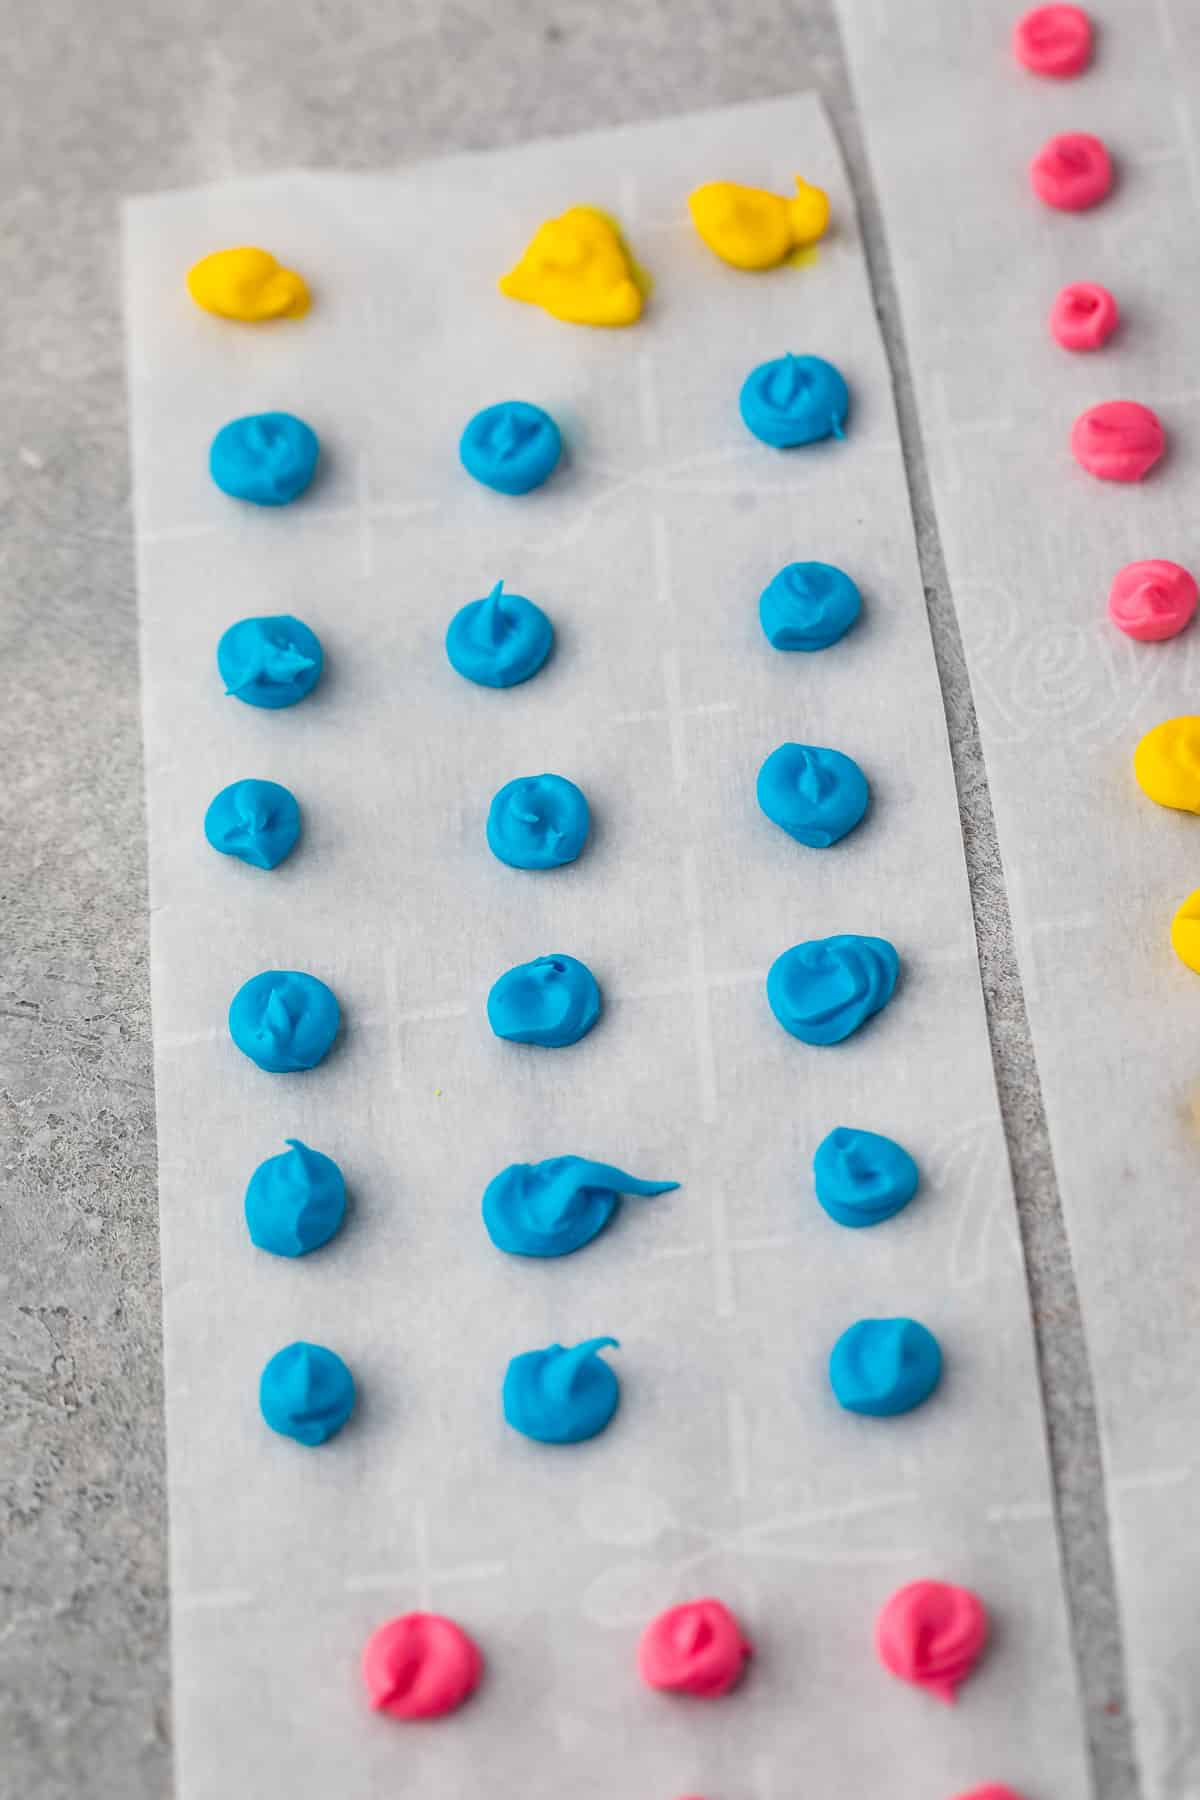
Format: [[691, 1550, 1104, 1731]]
[[362, 1612, 483, 1720], [1050, 281, 1118, 350], [638, 1597, 752, 1698], [1013, 5, 1093, 77], [1108, 560, 1198, 642], [1071, 401, 1165, 482], [876, 1579, 989, 1704], [1030, 131, 1112, 210]]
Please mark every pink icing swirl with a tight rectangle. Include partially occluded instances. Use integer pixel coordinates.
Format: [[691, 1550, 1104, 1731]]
[[1030, 131, 1112, 210], [1050, 281, 1118, 351], [1109, 560, 1198, 642], [362, 1612, 483, 1720], [875, 1578, 988, 1703], [1013, 5, 1093, 77], [638, 1597, 752, 1698], [1071, 401, 1164, 482]]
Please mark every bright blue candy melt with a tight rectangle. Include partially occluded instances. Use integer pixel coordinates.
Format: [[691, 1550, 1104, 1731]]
[[756, 744, 869, 849], [759, 561, 861, 650], [204, 779, 301, 869], [460, 400, 562, 494], [445, 580, 553, 688], [217, 614, 323, 709], [259, 1341, 355, 1444], [487, 773, 590, 870], [503, 1337, 620, 1443], [487, 953, 601, 1048], [739, 354, 849, 448], [210, 411, 320, 505], [483, 1156, 679, 1258], [245, 1139, 347, 1257], [813, 1127, 919, 1229], [228, 970, 340, 1072], [767, 934, 899, 1045], [829, 1317, 942, 1417]]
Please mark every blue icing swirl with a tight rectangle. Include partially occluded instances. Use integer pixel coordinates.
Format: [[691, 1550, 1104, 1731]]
[[767, 934, 899, 1045], [445, 580, 553, 688], [210, 411, 319, 505], [228, 970, 340, 1072], [739, 354, 849, 448], [245, 1139, 347, 1256], [460, 400, 562, 494], [487, 953, 601, 1048], [217, 614, 323, 709], [757, 744, 869, 848], [259, 1341, 355, 1444], [503, 1337, 620, 1443], [487, 773, 590, 870], [483, 1156, 678, 1258], [204, 778, 301, 869], [813, 1127, 919, 1228], [828, 1317, 942, 1417], [759, 561, 861, 651]]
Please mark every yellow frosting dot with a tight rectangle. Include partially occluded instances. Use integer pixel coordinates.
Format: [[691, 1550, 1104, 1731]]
[[1134, 716, 1200, 813], [688, 176, 830, 271], [1171, 890, 1200, 974], [498, 207, 644, 327], [187, 247, 309, 322]]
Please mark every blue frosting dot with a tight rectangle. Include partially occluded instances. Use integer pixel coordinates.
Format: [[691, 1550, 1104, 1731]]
[[757, 744, 869, 849], [483, 1157, 678, 1258], [813, 1127, 919, 1228], [740, 354, 849, 448], [487, 953, 601, 1048], [229, 970, 340, 1072], [204, 779, 301, 869], [767, 934, 899, 1045], [828, 1318, 942, 1417], [259, 1341, 355, 1444], [210, 411, 320, 505], [760, 562, 861, 651], [503, 1337, 620, 1443], [460, 400, 562, 494], [245, 1139, 347, 1256], [217, 614, 323, 709], [445, 580, 553, 689], [487, 773, 590, 870]]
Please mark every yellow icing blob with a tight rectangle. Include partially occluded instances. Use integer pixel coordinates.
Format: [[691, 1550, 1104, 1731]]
[[1171, 890, 1200, 974], [498, 207, 644, 327], [688, 176, 830, 271], [1134, 717, 1200, 813], [187, 248, 309, 321]]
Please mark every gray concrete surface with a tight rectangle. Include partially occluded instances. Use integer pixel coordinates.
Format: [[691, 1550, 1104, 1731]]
[[0, 2, 1137, 1795]]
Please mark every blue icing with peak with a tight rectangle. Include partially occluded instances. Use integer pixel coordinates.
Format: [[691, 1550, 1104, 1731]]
[[259, 1341, 355, 1444], [503, 1337, 620, 1443], [229, 970, 340, 1072], [759, 561, 861, 651], [487, 773, 590, 870], [767, 934, 899, 1045], [757, 744, 869, 849], [813, 1127, 919, 1228], [445, 580, 553, 688], [829, 1317, 942, 1417], [487, 953, 601, 1048], [460, 400, 562, 494], [740, 354, 849, 448], [210, 410, 319, 505], [483, 1156, 678, 1258], [204, 778, 301, 869], [217, 614, 323, 709], [245, 1139, 347, 1256]]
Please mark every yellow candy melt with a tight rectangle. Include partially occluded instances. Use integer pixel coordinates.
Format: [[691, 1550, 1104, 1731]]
[[1171, 890, 1200, 974], [187, 247, 309, 322], [1134, 716, 1200, 813], [498, 207, 644, 327], [688, 176, 830, 271]]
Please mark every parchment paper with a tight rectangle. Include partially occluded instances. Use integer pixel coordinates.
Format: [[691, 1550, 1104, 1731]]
[[124, 94, 1089, 1800]]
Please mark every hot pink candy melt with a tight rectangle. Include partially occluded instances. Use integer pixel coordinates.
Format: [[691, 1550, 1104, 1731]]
[[1030, 131, 1112, 209], [1050, 280, 1118, 350], [1108, 560, 1198, 641], [1071, 401, 1165, 482], [362, 1612, 482, 1719], [638, 1597, 752, 1697], [875, 1578, 989, 1703], [1013, 5, 1093, 77]]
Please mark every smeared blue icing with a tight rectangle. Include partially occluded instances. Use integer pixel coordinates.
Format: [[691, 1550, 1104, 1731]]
[[482, 1156, 678, 1258], [757, 744, 869, 848], [217, 614, 323, 709], [740, 354, 849, 448], [259, 1341, 355, 1444], [445, 581, 553, 689], [759, 562, 861, 650], [228, 970, 340, 1072], [210, 411, 319, 505], [487, 954, 600, 1048], [487, 773, 590, 870], [813, 1127, 919, 1228], [503, 1337, 620, 1443], [829, 1318, 942, 1417], [245, 1139, 347, 1256], [204, 779, 300, 869], [460, 400, 562, 494], [767, 934, 899, 1045]]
